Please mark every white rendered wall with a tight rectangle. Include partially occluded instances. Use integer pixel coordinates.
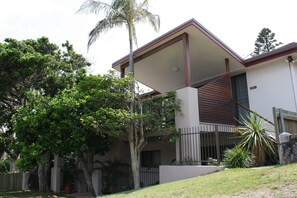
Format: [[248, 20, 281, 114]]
[[246, 59, 297, 122], [160, 165, 224, 184]]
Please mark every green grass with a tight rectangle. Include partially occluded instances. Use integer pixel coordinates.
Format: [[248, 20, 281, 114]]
[[103, 163, 297, 198], [0, 190, 73, 198]]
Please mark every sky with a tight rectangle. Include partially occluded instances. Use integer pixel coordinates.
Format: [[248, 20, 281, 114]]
[[1, 0, 297, 74]]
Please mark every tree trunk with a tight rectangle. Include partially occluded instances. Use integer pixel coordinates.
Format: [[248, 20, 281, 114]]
[[129, 140, 140, 189], [79, 155, 96, 197]]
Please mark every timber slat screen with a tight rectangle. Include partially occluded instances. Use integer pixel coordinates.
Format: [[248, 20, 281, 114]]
[[179, 123, 241, 165], [198, 75, 234, 125], [273, 107, 297, 137]]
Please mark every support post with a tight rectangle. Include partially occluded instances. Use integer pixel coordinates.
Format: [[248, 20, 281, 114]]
[[175, 87, 200, 164], [120, 66, 125, 78], [22, 172, 29, 190], [182, 34, 191, 87], [215, 125, 221, 165], [51, 155, 63, 193]]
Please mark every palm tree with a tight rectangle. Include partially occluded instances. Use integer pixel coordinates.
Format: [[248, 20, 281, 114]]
[[77, 0, 160, 190], [239, 113, 276, 166], [77, 0, 160, 76]]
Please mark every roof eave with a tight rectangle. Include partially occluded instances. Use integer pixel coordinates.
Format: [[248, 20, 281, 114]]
[[244, 43, 297, 67], [112, 18, 244, 68]]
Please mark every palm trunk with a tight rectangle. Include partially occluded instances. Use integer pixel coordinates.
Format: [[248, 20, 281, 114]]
[[127, 23, 140, 189], [253, 146, 266, 166], [79, 155, 96, 197], [128, 23, 134, 76]]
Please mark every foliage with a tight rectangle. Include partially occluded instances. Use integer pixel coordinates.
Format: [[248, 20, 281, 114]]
[[78, 0, 161, 189], [238, 113, 277, 166], [13, 72, 131, 196], [95, 158, 128, 194], [14, 72, 130, 162], [253, 28, 282, 55], [14, 71, 179, 195], [0, 159, 10, 173], [62, 154, 79, 185], [223, 146, 254, 168], [77, 0, 160, 51], [0, 37, 89, 160]]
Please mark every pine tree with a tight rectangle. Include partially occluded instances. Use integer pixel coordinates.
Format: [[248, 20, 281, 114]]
[[254, 28, 282, 55]]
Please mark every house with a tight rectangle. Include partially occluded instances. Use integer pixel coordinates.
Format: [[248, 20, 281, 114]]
[[50, 18, 297, 194], [111, 18, 297, 183]]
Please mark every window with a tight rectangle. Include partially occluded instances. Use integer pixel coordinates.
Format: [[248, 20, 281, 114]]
[[141, 150, 161, 167], [232, 73, 249, 125]]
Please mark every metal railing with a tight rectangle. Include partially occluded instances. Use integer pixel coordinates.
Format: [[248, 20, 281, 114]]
[[139, 167, 159, 187], [178, 123, 241, 165]]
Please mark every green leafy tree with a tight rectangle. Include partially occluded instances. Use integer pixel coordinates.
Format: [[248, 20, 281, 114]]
[[77, 0, 160, 189], [0, 37, 89, 192], [239, 113, 276, 166], [14, 73, 131, 197], [254, 28, 282, 55], [0, 37, 89, 161]]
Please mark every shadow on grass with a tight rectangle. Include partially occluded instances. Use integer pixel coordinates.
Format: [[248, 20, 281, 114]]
[[0, 190, 74, 198]]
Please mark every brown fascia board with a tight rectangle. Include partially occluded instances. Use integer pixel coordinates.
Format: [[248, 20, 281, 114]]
[[112, 18, 244, 68], [244, 42, 297, 67]]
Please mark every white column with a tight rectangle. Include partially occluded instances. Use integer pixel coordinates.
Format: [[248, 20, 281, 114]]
[[51, 155, 63, 193], [92, 170, 102, 195], [22, 172, 29, 190], [175, 87, 200, 163], [175, 87, 200, 128]]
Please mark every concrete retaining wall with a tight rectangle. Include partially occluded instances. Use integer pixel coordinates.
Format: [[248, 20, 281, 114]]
[[279, 132, 297, 164], [160, 165, 224, 184]]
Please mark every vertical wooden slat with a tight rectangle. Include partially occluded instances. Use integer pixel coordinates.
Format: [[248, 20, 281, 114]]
[[198, 74, 233, 124]]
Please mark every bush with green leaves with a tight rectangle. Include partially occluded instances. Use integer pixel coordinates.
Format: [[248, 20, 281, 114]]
[[0, 159, 9, 173], [223, 146, 254, 168], [239, 113, 276, 166]]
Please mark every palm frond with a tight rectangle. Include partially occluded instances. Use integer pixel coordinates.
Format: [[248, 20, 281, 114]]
[[134, 9, 160, 32], [76, 0, 111, 14], [88, 17, 126, 49]]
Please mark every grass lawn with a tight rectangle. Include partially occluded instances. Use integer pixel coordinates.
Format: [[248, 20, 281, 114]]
[[103, 163, 297, 198], [0, 190, 73, 198]]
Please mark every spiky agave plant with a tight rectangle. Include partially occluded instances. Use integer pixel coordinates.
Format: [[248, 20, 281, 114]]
[[239, 112, 276, 166]]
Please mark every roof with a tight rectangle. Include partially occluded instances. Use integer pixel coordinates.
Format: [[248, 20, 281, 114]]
[[244, 42, 297, 66], [112, 19, 297, 69], [112, 18, 244, 69]]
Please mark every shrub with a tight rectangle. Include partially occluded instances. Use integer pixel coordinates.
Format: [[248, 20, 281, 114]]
[[239, 113, 276, 166], [0, 159, 10, 173], [223, 146, 254, 168]]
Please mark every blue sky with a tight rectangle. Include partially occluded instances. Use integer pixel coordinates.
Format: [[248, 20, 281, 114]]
[[1, 0, 297, 74]]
